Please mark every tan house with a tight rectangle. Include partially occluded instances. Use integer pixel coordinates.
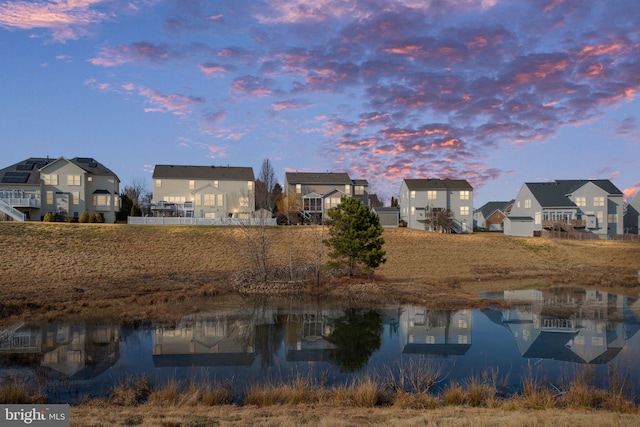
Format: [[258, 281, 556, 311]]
[[0, 157, 120, 222], [151, 165, 255, 219], [284, 172, 369, 223]]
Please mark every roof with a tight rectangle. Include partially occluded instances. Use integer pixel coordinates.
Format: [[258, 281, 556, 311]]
[[0, 157, 53, 185], [69, 157, 118, 176], [153, 165, 255, 180], [285, 172, 352, 185], [403, 178, 473, 191], [475, 201, 513, 219], [526, 180, 623, 208]]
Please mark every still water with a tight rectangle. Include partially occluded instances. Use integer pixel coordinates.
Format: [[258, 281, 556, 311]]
[[1, 287, 639, 403]]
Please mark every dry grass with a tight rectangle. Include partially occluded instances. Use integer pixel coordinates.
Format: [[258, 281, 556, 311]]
[[2, 222, 638, 323]]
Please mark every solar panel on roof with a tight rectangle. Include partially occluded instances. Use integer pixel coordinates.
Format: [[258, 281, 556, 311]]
[[89, 162, 98, 168], [16, 163, 35, 170], [1, 172, 29, 183]]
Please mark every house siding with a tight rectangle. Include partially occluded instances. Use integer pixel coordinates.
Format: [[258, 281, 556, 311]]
[[399, 179, 473, 233]]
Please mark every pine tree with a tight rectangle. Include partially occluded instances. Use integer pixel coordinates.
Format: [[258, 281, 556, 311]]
[[323, 196, 386, 276]]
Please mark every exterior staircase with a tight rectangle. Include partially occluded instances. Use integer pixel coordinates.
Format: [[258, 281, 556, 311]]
[[0, 199, 26, 221]]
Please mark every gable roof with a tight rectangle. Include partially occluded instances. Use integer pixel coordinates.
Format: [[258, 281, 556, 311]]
[[285, 172, 352, 185], [526, 180, 622, 208], [403, 178, 473, 191], [153, 165, 254, 181], [0, 157, 53, 185], [475, 201, 513, 219], [69, 157, 118, 176]]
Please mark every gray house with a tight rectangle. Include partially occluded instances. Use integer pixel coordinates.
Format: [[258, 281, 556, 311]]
[[373, 206, 400, 227], [0, 157, 120, 222], [624, 192, 640, 234], [504, 180, 624, 237], [151, 165, 255, 219], [474, 201, 513, 232], [398, 178, 473, 233], [284, 172, 369, 223]]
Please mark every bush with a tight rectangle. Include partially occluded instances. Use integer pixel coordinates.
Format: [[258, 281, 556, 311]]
[[43, 212, 55, 222], [89, 213, 97, 223], [79, 211, 90, 223], [95, 213, 104, 223]]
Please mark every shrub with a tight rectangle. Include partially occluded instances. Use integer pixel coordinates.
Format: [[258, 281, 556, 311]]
[[79, 211, 90, 223], [89, 213, 97, 223], [43, 212, 54, 222], [95, 213, 104, 223]]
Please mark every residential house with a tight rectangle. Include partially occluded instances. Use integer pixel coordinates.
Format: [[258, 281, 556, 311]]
[[151, 165, 255, 219], [0, 157, 120, 222], [398, 178, 474, 233], [473, 200, 513, 232], [504, 180, 624, 237], [283, 172, 369, 223], [373, 206, 400, 227], [624, 192, 640, 234]]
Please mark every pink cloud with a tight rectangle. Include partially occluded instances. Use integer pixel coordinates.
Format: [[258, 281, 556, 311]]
[[89, 42, 172, 67], [271, 99, 312, 111], [624, 183, 640, 199], [138, 87, 204, 116]]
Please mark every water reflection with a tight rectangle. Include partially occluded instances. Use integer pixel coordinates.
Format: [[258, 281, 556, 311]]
[[482, 288, 640, 364], [0, 287, 638, 403]]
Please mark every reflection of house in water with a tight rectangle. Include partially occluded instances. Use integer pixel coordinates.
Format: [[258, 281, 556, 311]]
[[0, 322, 120, 380], [399, 307, 472, 356], [282, 307, 342, 362], [152, 308, 276, 367], [483, 288, 640, 364]]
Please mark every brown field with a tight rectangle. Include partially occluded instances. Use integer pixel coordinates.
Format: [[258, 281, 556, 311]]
[[1, 222, 640, 425], [1, 221, 639, 323]]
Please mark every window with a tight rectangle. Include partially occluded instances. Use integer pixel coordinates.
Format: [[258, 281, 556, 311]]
[[345, 184, 351, 194], [67, 175, 81, 186], [516, 201, 520, 208], [427, 190, 437, 200], [71, 192, 80, 205], [87, 176, 92, 182], [248, 181, 253, 191], [410, 190, 416, 199], [164, 196, 185, 203], [239, 197, 249, 207], [575, 197, 586, 207], [458, 335, 468, 344], [460, 206, 469, 215], [608, 214, 618, 223], [597, 212, 603, 224], [355, 185, 364, 195], [304, 198, 322, 211], [593, 196, 604, 207], [93, 195, 110, 206], [326, 197, 341, 209], [204, 212, 216, 218], [524, 199, 531, 209], [213, 180, 219, 188], [535, 212, 541, 224], [295, 184, 301, 193], [189, 180, 195, 190], [155, 179, 162, 188], [458, 319, 468, 328], [426, 335, 435, 344], [46, 191, 53, 205], [460, 190, 470, 200], [410, 206, 415, 215], [217, 194, 223, 206], [43, 174, 58, 185]]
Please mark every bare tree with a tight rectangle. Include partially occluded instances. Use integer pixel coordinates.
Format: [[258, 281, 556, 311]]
[[256, 158, 277, 212], [123, 177, 151, 208]]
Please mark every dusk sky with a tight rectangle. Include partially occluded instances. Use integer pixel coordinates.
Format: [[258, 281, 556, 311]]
[[1, 0, 639, 206]]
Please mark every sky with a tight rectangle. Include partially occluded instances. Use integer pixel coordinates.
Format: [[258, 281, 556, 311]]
[[1, 0, 639, 207]]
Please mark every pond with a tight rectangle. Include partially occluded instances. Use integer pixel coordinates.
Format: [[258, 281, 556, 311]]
[[1, 287, 639, 404]]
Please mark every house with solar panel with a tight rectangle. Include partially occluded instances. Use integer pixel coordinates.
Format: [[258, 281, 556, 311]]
[[0, 157, 120, 222], [504, 180, 624, 237]]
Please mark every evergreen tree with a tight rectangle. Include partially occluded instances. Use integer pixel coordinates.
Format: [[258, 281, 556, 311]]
[[323, 196, 386, 276]]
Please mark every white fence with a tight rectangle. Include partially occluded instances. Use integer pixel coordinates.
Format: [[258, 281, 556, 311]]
[[127, 216, 277, 226]]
